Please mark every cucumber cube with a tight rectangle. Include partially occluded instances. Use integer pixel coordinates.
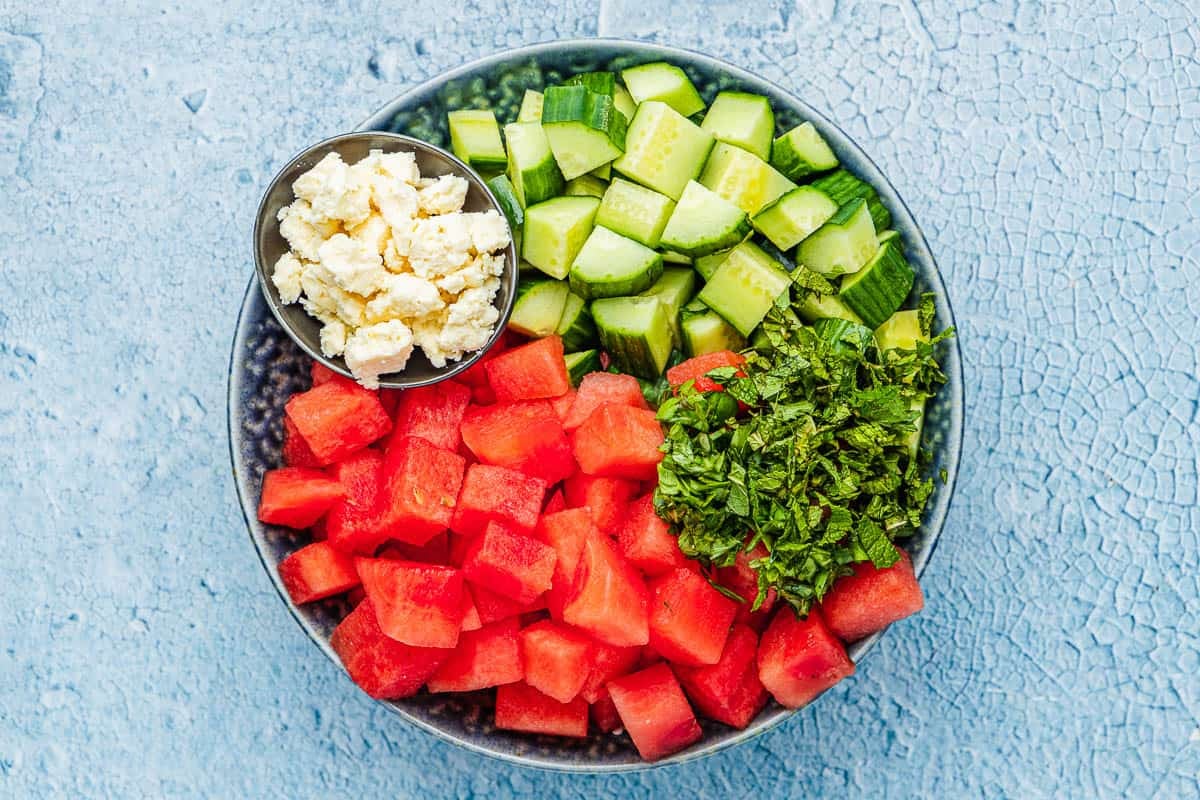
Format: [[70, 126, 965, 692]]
[[700, 142, 796, 216], [751, 186, 839, 251], [771, 122, 839, 180], [660, 180, 751, 257], [639, 267, 698, 349], [595, 178, 676, 248], [838, 240, 915, 328], [613, 101, 714, 200], [592, 296, 674, 379], [448, 109, 507, 171], [701, 92, 775, 161], [874, 309, 926, 351], [541, 85, 627, 180], [505, 121, 565, 207], [522, 196, 600, 279], [568, 226, 663, 299], [621, 62, 706, 117], [796, 198, 877, 276], [697, 240, 793, 336], [517, 90, 544, 122], [509, 278, 570, 338]]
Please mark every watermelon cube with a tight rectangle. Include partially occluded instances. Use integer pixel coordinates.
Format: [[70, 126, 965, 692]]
[[579, 641, 641, 703], [282, 416, 321, 468], [589, 689, 622, 733], [572, 403, 664, 481], [462, 584, 546, 626], [375, 436, 466, 546], [607, 663, 702, 761], [459, 590, 482, 632], [820, 549, 924, 642], [648, 567, 739, 666], [537, 508, 598, 621], [310, 360, 340, 387], [550, 389, 577, 425], [355, 558, 464, 649], [387, 380, 471, 452], [459, 401, 576, 484], [277, 541, 360, 604], [284, 379, 392, 465], [563, 473, 639, 535], [329, 600, 449, 699], [562, 372, 648, 431], [485, 335, 571, 402], [666, 350, 746, 394], [494, 681, 588, 738], [757, 607, 854, 708], [457, 330, 512, 389], [325, 451, 387, 555], [378, 388, 402, 418], [519, 620, 594, 703], [563, 534, 650, 647], [715, 541, 778, 630], [462, 522, 557, 605], [617, 493, 689, 577], [377, 531, 450, 565], [451, 463, 547, 538], [426, 618, 523, 693], [543, 489, 567, 514], [257, 467, 345, 529], [675, 624, 768, 729]]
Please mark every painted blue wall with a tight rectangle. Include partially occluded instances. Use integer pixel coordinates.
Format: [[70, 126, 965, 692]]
[[1, 1, 1196, 796]]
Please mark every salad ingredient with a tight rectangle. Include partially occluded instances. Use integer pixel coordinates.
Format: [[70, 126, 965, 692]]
[[700, 91, 775, 161], [696, 240, 793, 337], [873, 308, 924, 352], [519, 620, 595, 703], [770, 121, 839, 180], [796, 291, 862, 325], [278, 541, 361, 605], [659, 180, 751, 258], [698, 142, 795, 216], [329, 599, 450, 699], [617, 493, 690, 577], [425, 618, 523, 693], [638, 267, 697, 349], [568, 226, 664, 299], [562, 473, 639, 534], [284, 378, 392, 465], [751, 186, 839, 251], [451, 463, 547, 538], [522, 195, 600, 279], [564, 174, 608, 198], [484, 335, 571, 402], [257, 467, 346, 528], [592, 296, 673, 379], [355, 558, 465, 649], [838, 239, 916, 328], [538, 507, 597, 620], [516, 89, 544, 123], [461, 521, 558, 605], [607, 663, 702, 761], [594, 177, 675, 248], [541, 84, 628, 179], [612, 101, 714, 200], [561, 371, 647, 431], [375, 435, 466, 545], [563, 349, 601, 385], [554, 291, 596, 353], [325, 451, 387, 555], [504, 121, 564, 207], [389, 379, 471, 452], [756, 608, 853, 708], [571, 402, 664, 480], [562, 534, 650, 647], [459, 400, 575, 484], [818, 548, 924, 642], [715, 542, 778, 630], [679, 299, 747, 358], [447, 109, 507, 171], [796, 197, 878, 276], [666, 349, 746, 394], [494, 682, 589, 738], [674, 624, 768, 729], [620, 62, 705, 117], [647, 567, 739, 666], [811, 168, 892, 231]]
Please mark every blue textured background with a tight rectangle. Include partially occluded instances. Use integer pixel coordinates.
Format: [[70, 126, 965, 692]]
[[2, 1, 1197, 797]]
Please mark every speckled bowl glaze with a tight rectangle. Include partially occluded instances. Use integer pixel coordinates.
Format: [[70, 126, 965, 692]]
[[229, 38, 964, 773]]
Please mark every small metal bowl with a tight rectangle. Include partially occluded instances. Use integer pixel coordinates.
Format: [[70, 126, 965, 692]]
[[252, 131, 519, 389]]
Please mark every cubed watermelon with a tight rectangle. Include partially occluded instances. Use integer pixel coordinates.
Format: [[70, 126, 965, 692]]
[[494, 681, 589, 738], [543, 489, 567, 514], [355, 558, 464, 649], [485, 335, 571, 402], [820, 549, 924, 642], [589, 688, 622, 733], [377, 531, 450, 565], [310, 360, 339, 387], [638, 641, 664, 669], [459, 401, 576, 484], [325, 450, 388, 555], [757, 607, 854, 708], [329, 600, 449, 699], [285, 380, 392, 465], [563, 473, 639, 535], [277, 541, 360, 604], [457, 330, 513, 389], [426, 617, 523, 693], [563, 534, 650, 647], [561, 372, 649, 431], [537, 508, 598, 621], [257, 467, 346, 529], [459, 590, 482, 632], [466, 583, 546, 625], [617, 493, 689, 577], [648, 567, 739, 666], [666, 350, 746, 394], [550, 389, 577, 424], [374, 436, 466, 546], [462, 521, 557, 605], [386, 380, 471, 452], [715, 541, 778, 630], [579, 641, 642, 703], [282, 416, 321, 468], [519, 619, 594, 703], [607, 663, 702, 761], [675, 624, 768, 729], [378, 388, 402, 418], [451, 463, 547, 538], [572, 403, 664, 481]]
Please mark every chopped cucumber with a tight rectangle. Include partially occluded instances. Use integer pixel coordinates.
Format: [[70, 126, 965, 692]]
[[659, 180, 751, 257], [613, 84, 637, 120], [901, 395, 927, 457], [612, 101, 714, 200], [751, 186, 839, 251], [620, 62, 706, 117], [877, 229, 900, 245], [590, 162, 612, 180], [564, 349, 602, 385], [595, 177, 676, 248], [699, 142, 796, 215], [564, 71, 616, 96], [517, 90, 544, 122], [796, 292, 863, 324], [700, 92, 774, 161], [696, 240, 793, 336], [486, 174, 524, 230], [693, 248, 732, 281], [680, 298, 748, 357], [509, 278, 570, 337], [592, 296, 674, 379], [568, 225, 664, 299], [448, 109, 507, 171], [755, 237, 794, 271], [564, 174, 609, 198], [874, 309, 926, 351], [556, 291, 598, 352], [541, 85, 628, 180], [639, 267, 698, 349], [522, 196, 600, 279], [796, 198, 877, 276], [770, 122, 838, 180], [811, 169, 892, 230], [504, 121, 564, 207], [661, 250, 692, 264], [838, 240, 915, 328]]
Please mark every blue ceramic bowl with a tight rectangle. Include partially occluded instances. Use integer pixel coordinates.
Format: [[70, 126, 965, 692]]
[[229, 38, 964, 772]]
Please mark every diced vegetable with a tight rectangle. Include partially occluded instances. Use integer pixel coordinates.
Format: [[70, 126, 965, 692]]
[[325, 450, 387, 555], [756, 607, 854, 708], [613, 101, 714, 200], [541, 84, 627, 179], [621, 62, 705, 117], [696, 240, 793, 336], [509, 278, 570, 338], [485, 335, 571, 402], [516, 89, 544, 123], [448, 109, 507, 170], [571, 403, 664, 480], [680, 298, 747, 357], [647, 567, 739, 666], [579, 642, 642, 704], [750, 186, 839, 251], [700, 91, 774, 160], [257, 467, 345, 529], [874, 309, 925, 351], [692, 249, 731, 281], [568, 225, 663, 300], [278, 541, 360, 604], [494, 682, 589, 738], [450, 463, 547, 537], [282, 415, 320, 468], [564, 70, 617, 96], [330, 600, 449, 699], [819, 548, 924, 642], [714, 542, 778, 631], [592, 296, 673, 379], [486, 173, 524, 231], [796, 198, 877, 277], [796, 292, 863, 324], [504, 121, 565, 208], [462, 520, 557, 605], [699, 142, 796, 216], [284, 380, 392, 465], [537, 507, 597, 621], [811, 168, 891, 231], [555, 291, 597, 352], [590, 690, 622, 732], [426, 617, 523, 693], [838, 240, 915, 328], [770, 121, 838, 180], [563, 349, 601, 385], [522, 195, 599, 279], [659, 180, 751, 257], [563, 173, 609, 198], [355, 558, 464, 648], [612, 83, 636, 120], [595, 177, 676, 248], [639, 267, 698, 350], [607, 663, 702, 760]]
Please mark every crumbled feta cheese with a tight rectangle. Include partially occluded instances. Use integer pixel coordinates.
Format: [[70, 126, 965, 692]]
[[319, 318, 348, 357], [408, 215, 473, 278], [382, 238, 409, 273], [316, 233, 388, 296], [417, 174, 469, 215], [374, 179, 419, 233], [375, 150, 421, 185], [292, 152, 348, 203], [277, 201, 331, 262], [348, 214, 390, 256], [435, 252, 496, 295], [300, 271, 366, 327], [294, 152, 372, 227], [464, 211, 511, 254], [343, 320, 415, 389], [365, 273, 445, 323], [272, 252, 305, 304]]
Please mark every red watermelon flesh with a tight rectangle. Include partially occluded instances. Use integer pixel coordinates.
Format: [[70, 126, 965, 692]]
[[485, 335, 571, 402], [579, 641, 641, 703], [355, 558, 464, 649], [666, 350, 746, 394], [572, 403, 664, 481], [561, 372, 648, 431], [451, 463, 547, 538], [285, 379, 392, 465], [257, 467, 345, 529], [374, 436, 466, 546], [607, 663, 702, 761], [562, 534, 650, 647], [329, 599, 449, 700], [617, 493, 689, 577], [589, 688, 622, 733], [462, 521, 557, 605], [376, 531, 450, 565], [467, 583, 545, 625], [757, 607, 854, 708], [310, 360, 339, 387], [459, 590, 482, 632], [543, 489, 567, 514], [536, 508, 598, 621], [459, 401, 576, 484], [519, 619, 594, 703], [820, 549, 924, 642], [715, 541, 778, 630], [675, 624, 768, 729], [325, 450, 388, 555], [277, 541, 360, 604], [647, 567, 739, 666], [282, 416, 321, 468], [494, 681, 588, 738], [388, 380, 471, 452], [425, 617, 523, 693], [563, 473, 638, 535], [550, 389, 577, 424]]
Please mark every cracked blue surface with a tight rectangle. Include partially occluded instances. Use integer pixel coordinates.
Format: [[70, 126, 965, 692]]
[[1, 1, 1197, 797]]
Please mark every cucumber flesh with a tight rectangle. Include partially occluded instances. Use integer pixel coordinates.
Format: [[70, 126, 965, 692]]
[[639, 266, 698, 349], [504, 121, 565, 207], [541, 85, 628, 179], [874, 309, 926, 351], [661, 250, 691, 264], [517, 90, 544, 122], [522, 196, 600, 279], [659, 180, 751, 257], [486, 173, 524, 229], [613, 84, 637, 120], [699, 142, 796, 215], [509, 278, 570, 338], [564, 349, 602, 385], [838, 240, 915, 328], [564, 174, 609, 198], [901, 395, 927, 456], [796, 292, 863, 324], [796, 198, 877, 276], [693, 248, 732, 281], [612, 101, 715, 200], [876, 229, 900, 245], [568, 225, 664, 299], [564, 71, 616, 96], [595, 177, 676, 248], [590, 161, 613, 180], [621, 62, 706, 117], [592, 295, 674, 379], [700, 92, 774, 161], [448, 109, 508, 170], [770, 122, 838, 180], [751, 186, 839, 251], [680, 299, 748, 357], [696, 240, 793, 336], [811, 169, 892, 231], [556, 291, 598, 352]]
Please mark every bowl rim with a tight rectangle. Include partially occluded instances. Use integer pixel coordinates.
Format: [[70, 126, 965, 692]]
[[229, 36, 964, 774], [251, 129, 520, 390]]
